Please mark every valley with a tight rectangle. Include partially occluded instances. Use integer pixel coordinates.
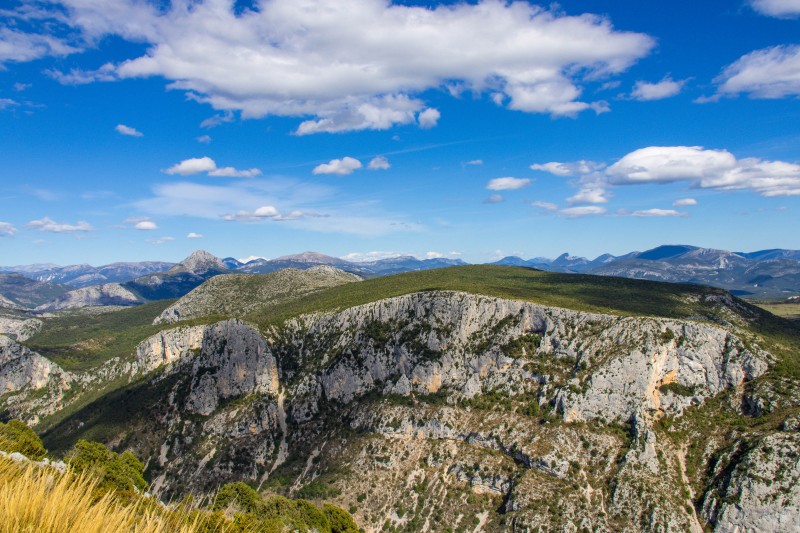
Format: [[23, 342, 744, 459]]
[[1, 262, 798, 531]]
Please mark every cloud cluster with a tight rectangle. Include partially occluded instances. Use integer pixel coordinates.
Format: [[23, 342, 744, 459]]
[[26, 217, 93, 233], [186, 232, 203, 239], [533, 145, 800, 199], [115, 123, 142, 137], [44, 0, 653, 132], [629, 76, 686, 101], [750, 0, 800, 17], [713, 45, 800, 99], [0, 7, 79, 66], [164, 157, 261, 178], [222, 205, 310, 222], [0, 222, 16, 237], [368, 156, 391, 171]]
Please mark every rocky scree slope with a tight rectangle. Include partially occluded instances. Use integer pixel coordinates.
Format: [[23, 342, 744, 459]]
[[6, 285, 797, 532]]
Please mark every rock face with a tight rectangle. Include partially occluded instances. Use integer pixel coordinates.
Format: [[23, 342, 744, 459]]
[[0, 335, 72, 394], [36, 283, 141, 311], [0, 316, 42, 341], [5, 290, 797, 532]]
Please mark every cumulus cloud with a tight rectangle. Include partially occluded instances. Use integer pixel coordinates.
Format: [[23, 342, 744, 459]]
[[607, 146, 800, 196], [560, 206, 606, 218], [187, 232, 203, 239], [46, 0, 654, 132], [750, 0, 800, 17], [486, 177, 531, 191], [629, 76, 686, 101], [26, 217, 93, 233], [196, 135, 212, 144], [368, 156, 390, 170], [115, 123, 143, 137], [630, 209, 687, 217], [426, 251, 444, 259], [0, 222, 16, 237], [713, 45, 800, 99], [0, 11, 80, 66], [567, 177, 611, 204], [483, 194, 505, 204], [313, 157, 363, 176], [673, 198, 697, 206], [418, 108, 441, 129], [134, 220, 157, 230], [164, 156, 261, 178]]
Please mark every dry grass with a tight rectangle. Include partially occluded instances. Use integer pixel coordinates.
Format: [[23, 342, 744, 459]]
[[0, 456, 214, 533]]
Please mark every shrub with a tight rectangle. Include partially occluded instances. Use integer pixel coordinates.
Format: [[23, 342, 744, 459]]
[[0, 419, 47, 460], [66, 440, 147, 496]]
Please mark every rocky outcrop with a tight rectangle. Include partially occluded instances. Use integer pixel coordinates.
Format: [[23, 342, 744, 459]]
[[36, 283, 141, 311], [184, 319, 280, 416], [703, 429, 800, 532], [0, 316, 42, 341], [0, 335, 72, 394], [134, 326, 205, 374]]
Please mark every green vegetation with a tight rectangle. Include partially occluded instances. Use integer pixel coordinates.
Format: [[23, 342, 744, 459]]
[[751, 301, 800, 321], [66, 439, 147, 497], [0, 419, 47, 460], [245, 265, 739, 326], [23, 299, 176, 371], [213, 481, 358, 532]]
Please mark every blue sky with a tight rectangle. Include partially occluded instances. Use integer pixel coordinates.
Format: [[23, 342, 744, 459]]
[[1, 0, 799, 265]]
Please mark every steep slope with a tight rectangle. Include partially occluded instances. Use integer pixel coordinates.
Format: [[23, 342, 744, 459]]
[[123, 250, 230, 301], [154, 266, 362, 325], [4, 266, 798, 532]]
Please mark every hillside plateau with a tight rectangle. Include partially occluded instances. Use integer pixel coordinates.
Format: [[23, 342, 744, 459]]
[[1, 266, 799, 532]]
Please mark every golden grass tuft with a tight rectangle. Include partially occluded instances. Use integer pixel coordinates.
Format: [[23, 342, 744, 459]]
[[0, 456, 211, 533]]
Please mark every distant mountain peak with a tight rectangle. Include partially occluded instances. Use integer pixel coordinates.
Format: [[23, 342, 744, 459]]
[[170, 250, 229, 275]]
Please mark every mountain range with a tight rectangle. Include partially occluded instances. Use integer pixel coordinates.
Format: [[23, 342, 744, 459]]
[[1, 244, 798, 312]]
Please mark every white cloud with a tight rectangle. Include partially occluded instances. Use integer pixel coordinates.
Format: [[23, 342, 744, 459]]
[[483, 194, 505, 204], [426, 251, 443, 259], [368, 156, 390, 170], [531, 201, 558, 211], [26, 217, 93, 233], [750, 0, 800, 17], [164, 156, 261, 178], [673, 198, 697, 206], [0, 16, 80, 66], [0, 222, 16, 237], [486, 177, 531, 191], [629, 76, 686, 101], [200, 112, 234, 129], [209, 166, 262, 178], [418, 108, 441, 129], [607, 146, 800, 196], [196, 135, 212, 144], [714, 45, 800, 99], [48, 0, 654, 132], [0, 98, 18, 110], [313, 157, 363, 176], [559, 206, 606, 218], [466, 159, 483, 166], [115, 123, 143, 137], [530, 161, 603, 176], [13, 82, 30, 91], [630, 209, 687, 217], [134, 220, 157, 230], [187, 232, 203, 239]]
